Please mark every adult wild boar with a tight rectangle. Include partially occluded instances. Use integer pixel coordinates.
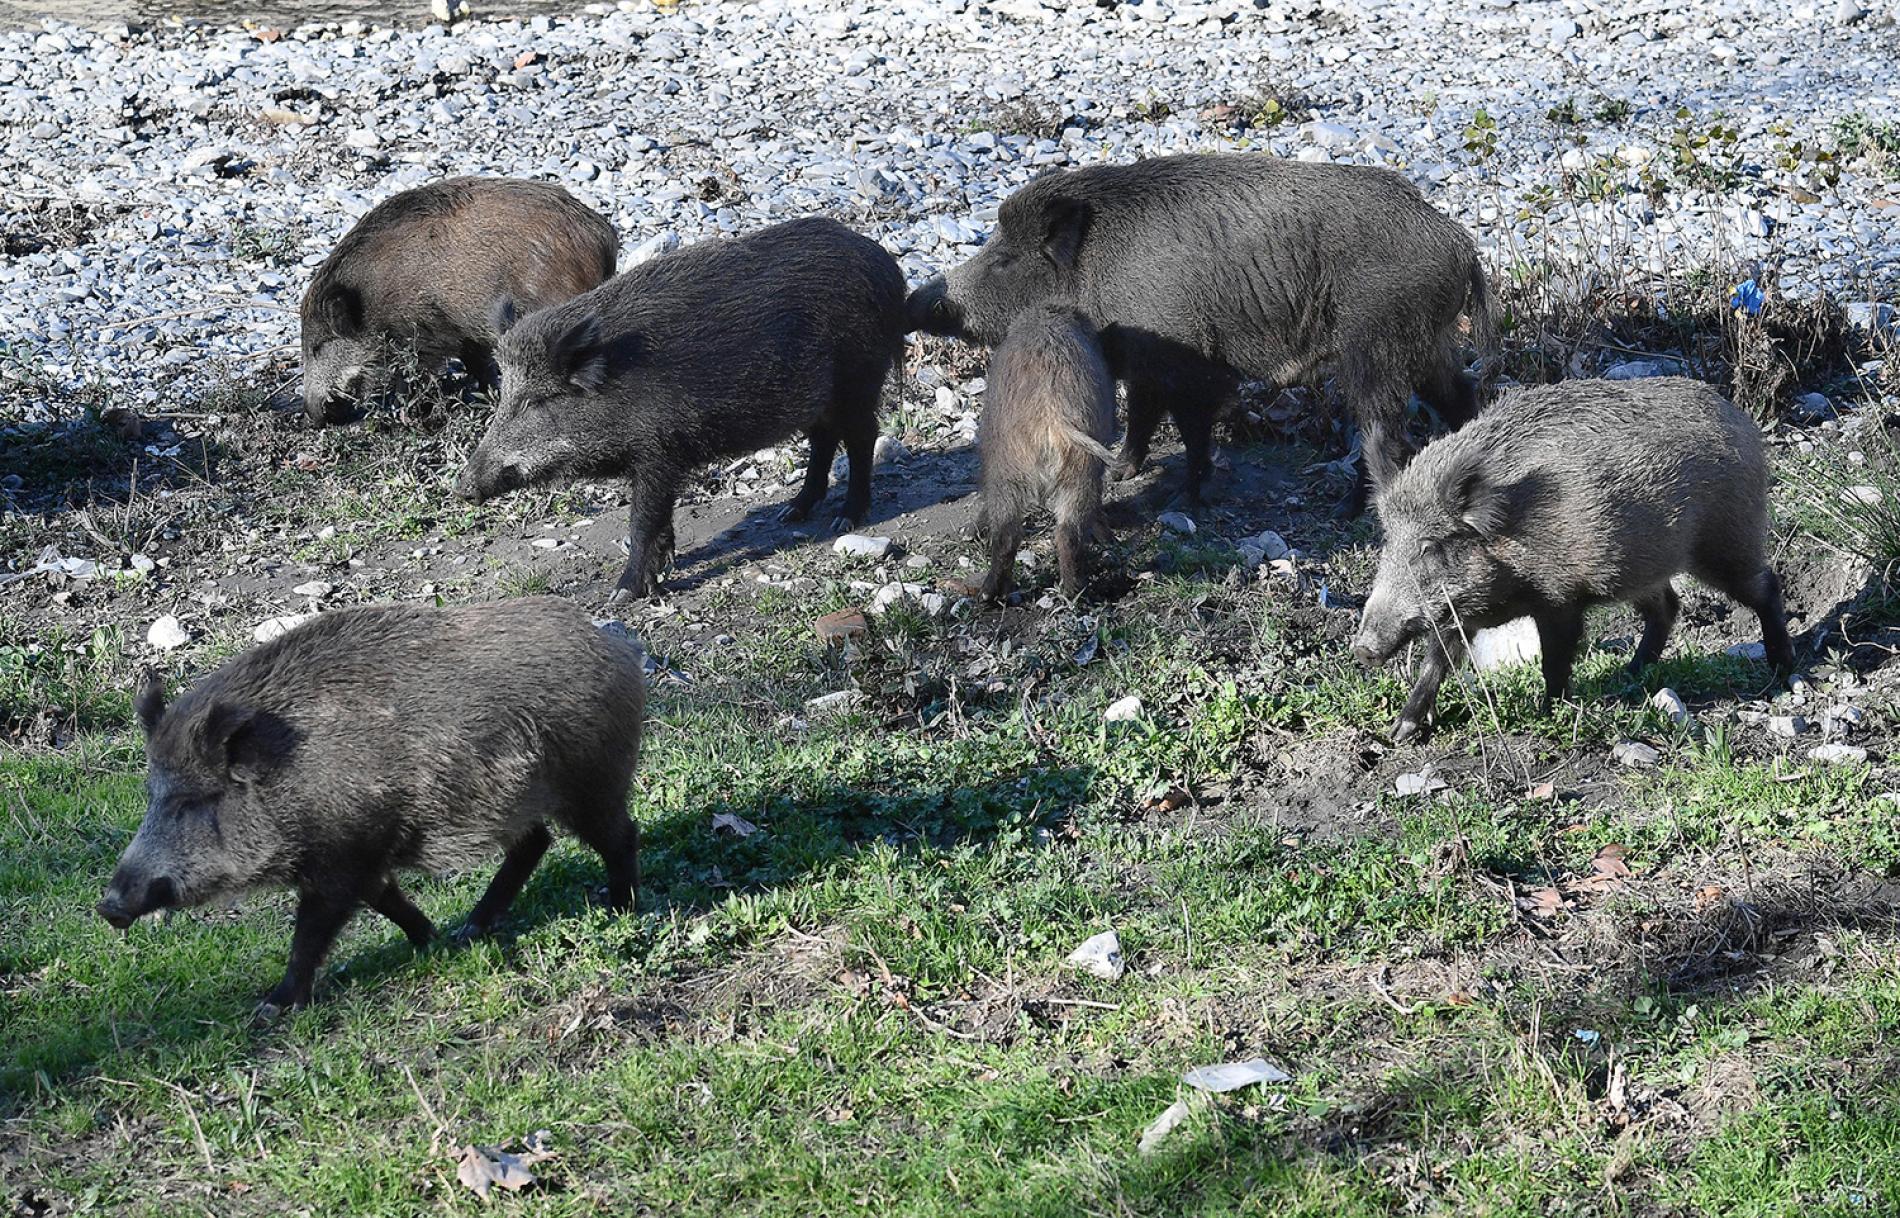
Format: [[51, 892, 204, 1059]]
[[977, 304, 1118, 600], [1352, 377, 1795, 743], [908, 153, 1490, 505], [96, 599, 647, 1016], [456, 217, 907, 601], [301, 177, 617, 425]]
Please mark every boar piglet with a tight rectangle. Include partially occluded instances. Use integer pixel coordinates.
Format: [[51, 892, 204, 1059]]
[[977, 304, 1117, 600], [97, 599, 646, 1016], [457, 217, 907, 601], [1353, 377, 1795, 742], [908, 153, 1491, 509], [302, 176, 617, 425]]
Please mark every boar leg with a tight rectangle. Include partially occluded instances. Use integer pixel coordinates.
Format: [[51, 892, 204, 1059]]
[[1173, 403, 1215, 508], [784, 425, 840, 521], [981, 489, 1026, 602], [1734, 568, 1797, 677], [1416, 358, 1479, 432], [1053, 453, 1104, 598], [616, 473, 680, 600], [1533, 604, 1586, 711], [1628, 586, 1682, 675], [569, 804, 642, 912], [259, 886, 366, 1015], [1395, 633, 1466, 744], [368, 878, 437, 948], [1113, 376, 1165, 481], [836, 414, 878, 527], [455, 824, 554, 942], [459, 339, 501, 398]]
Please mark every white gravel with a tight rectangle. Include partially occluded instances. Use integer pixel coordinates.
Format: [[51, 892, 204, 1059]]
[[1, 0, 1898, 410]]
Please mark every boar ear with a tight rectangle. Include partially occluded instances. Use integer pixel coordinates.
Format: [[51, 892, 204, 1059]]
[[1040, 196, 1092, 269], [490, 295, 520, 337], [317, 284, 365, 339], [1444, 449, 1512, 539], [551, 314, 624, 393], [199, 703, 298, 785], [133, 667, 167, 735]]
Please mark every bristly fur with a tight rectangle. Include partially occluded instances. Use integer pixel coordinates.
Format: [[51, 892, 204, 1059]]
[[978, 304, 1118, 601], [98, 598, 647, 1013], [1355, 376, 1795, 743], [910, 152, 1491, 505], [300, 176, 617, 424]]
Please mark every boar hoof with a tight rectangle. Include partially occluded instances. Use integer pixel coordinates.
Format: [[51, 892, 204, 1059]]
[[1111, 458, 1142, 482], [779, 500, 815, 524], [1392, 717, 1426, 745]]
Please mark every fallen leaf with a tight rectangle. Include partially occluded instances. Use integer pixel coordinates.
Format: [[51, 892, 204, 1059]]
[[455, 1134, 553, 1200], [1526, 781, 1556, 801], [1181, 1058, 1292, 1093], [712, 811, 759, 838], [1519, 887, 1565, 918], [1138, 1097, 1196, 1155], [514, 50, 540, 68], [1694, 884, 1726, 912], [1592, 844, 1632, 879]]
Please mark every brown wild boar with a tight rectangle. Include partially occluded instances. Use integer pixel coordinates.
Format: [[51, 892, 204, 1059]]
[[1352, 377, 1795, 742], [301, 176, 617, 425], [96, 599, 646, 1016], [977, 304, 1117, 600]]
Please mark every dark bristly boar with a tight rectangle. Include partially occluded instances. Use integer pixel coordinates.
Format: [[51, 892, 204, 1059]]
[[907, 153, 1490, 506], [977, 304, 1117, 600], [455, 217, 907, 601], [302, 176, 617, 426], [96, 599, 647, 1016], [1352, 377, 1795, 743]]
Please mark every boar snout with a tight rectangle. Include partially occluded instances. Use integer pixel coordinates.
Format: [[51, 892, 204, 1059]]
[[96, 873, 179, 929], [906, 277, 961, 336], [455, 452, 523, 504], [1353, 589, 1419, 667]]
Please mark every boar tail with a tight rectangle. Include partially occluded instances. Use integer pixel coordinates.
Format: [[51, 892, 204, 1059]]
[[1465, 258, 1497, 376], [1062, 426, 1119, 468]]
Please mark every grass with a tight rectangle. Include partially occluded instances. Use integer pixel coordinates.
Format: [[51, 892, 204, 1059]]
[[5, 518, 1898, 1214]]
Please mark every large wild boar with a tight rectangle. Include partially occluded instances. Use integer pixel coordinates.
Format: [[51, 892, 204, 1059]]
[[96, 599, 647, 1015], [977, 304, 1117, 600], [908, 153, 1490, 506], [456, 217, 907, 601], [301, 177, 617, 425], [1352, 377, 1795, 743]]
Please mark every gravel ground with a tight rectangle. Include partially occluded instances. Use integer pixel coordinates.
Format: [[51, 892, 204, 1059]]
[[1, 0, 1898, 415]]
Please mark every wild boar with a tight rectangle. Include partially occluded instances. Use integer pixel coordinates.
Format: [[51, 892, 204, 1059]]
[[96, 599, 646, 1015], [301, 176, 617, 425], [976, 304, 1117, 600], [907, 153, 1490, 507], [1352, 377, 1795, 743], [456, 216, 907, 601]]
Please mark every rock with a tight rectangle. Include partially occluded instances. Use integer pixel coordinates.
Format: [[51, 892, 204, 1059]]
[[1065, 929, 1125, 981], [814, 608, 867, 643], [626, 230, 679, 265], [344, 127, 381, 151], [1823, 704, 1866, 736], [429, 0, 471, 21], [1767, 715, 1809, 738], [1842, 485, 1883, 506], [129, 554, 156, 575], [1603, 359, 1680, 380], [873, 435, 909, 466], [1547, 17, 1579, 41], [1809, 743, 1868, 765], [833, 534, 892, 560], [1726, 641, 1767, 661], [146, 614, 189, 651], [1835, 0, 1867, 24], [1471, 618, 1541, 670], [1791, 392, 1834, 423], [1394, 769, 1448, 796], [1650, 687, 1689, 726], [1789, 673, 1814, 706], [1157, 511, 1196, 536], [1298, 121, 1357, 150], [1846, 302, 1896, 333], [1612, 741, 1660, 768], [291, 580, 332, 598], [1104, 694, 1143, 723], [254, 613, 313, 644], [804, 689, 863, 719]]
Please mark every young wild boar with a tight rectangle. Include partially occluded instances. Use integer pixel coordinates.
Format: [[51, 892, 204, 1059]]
[[908, 153, 1490, 507], [456, 217, 907, 601], [977, 305, 1117, 601], [301, 176, 617, 425], [1352, 377, 1795, 743], [96, 599, 646, 1016]]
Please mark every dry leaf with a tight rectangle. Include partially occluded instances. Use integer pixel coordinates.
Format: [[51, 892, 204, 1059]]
[[1519, 887, 1565, 918], [1527, 781, 1556, 801], [712, 811, 759, 838], [1694, 884, 1727, 912], [455, 1134, 553, 1200], [514, 50, 540, 68]]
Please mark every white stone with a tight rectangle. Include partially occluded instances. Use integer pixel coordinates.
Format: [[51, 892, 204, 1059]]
[[1612, 741, 1660, 768], [1157, 511, 1196, 536], [145, 615, 189, 651], [1066, 929, 1125, 981], [290, 580, 332, 598], [1809, 743, 1868, 765], [253, 613, 312, 644], [1471, 618, 1540, 670], [1650, 687, 1689, 725], [833, 534, 892, 560], [1104, 694, 1143, 723]]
